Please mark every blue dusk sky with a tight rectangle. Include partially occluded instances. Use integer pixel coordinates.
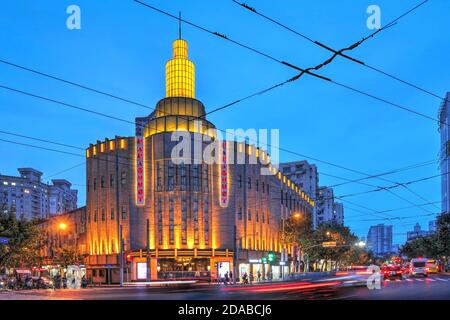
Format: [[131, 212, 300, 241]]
[[1, 0, 449, 244]]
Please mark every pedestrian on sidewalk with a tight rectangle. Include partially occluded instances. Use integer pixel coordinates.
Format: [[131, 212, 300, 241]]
[[229, 270, 233, 284], [249, 272, 254, 285], [257, 270, 261, 283]]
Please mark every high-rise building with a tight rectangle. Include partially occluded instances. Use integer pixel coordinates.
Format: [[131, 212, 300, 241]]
[[41, 35, 314, 284], [317, 186, 334, 225], [429, 220, 437, 233], [332, 202, 344, 226], [0, 168, 78, 220], [280, 161, 318, 227], [439, 92, 450, 215], [406, 222, 437, 242], [366, 224, 393, 257]]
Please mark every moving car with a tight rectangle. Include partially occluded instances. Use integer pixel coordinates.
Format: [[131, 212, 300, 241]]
[[410, 258, 428, 277], [381, 264, 403, 280], [426, 260, 439, 273]]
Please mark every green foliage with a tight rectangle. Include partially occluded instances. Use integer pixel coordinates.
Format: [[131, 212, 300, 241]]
[[0, 204, 45, 268], [285, 215, 372, 268], [400, 214, 450, 260], [53, 247, 82, 267]]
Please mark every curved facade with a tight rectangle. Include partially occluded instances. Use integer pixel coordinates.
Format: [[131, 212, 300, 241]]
[[80, 37, 314, 283]]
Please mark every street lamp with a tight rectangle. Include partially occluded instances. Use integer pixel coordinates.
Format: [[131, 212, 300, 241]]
[[356, 241, 366, 248], [58, 222, 67, 231]]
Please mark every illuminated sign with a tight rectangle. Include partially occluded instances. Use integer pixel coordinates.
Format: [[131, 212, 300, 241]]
[[322, 241, 337, 248], [136, 136, 145, 205], [219, 140, 228, 207]]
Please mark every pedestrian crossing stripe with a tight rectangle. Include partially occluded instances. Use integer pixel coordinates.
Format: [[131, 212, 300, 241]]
[[415, 279, 424, 281], [426, 278, 436, 281], [436, 278, 448, 281], [406, 279, 413, 282]]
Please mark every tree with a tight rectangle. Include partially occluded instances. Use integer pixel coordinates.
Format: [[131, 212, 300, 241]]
[[400, 235, 438, 259], [0, 205, 45, 269], [53, 247, 83, 267], [306, 223, 370, 271], [400, 214, 450, 262]]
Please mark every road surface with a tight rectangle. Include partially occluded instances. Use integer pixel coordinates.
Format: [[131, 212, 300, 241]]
[[1, 274, 449, 300]]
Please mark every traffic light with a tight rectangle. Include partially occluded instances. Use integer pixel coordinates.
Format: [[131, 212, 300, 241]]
[[126, 253, 132, 264], [267, 252, 275, 264], [261, 257, 267, 264]]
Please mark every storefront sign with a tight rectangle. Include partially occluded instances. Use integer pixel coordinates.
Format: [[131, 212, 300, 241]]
[[249, 259, 262, 263], [219, 140, 228, 207], [136, 136, 145, 205]]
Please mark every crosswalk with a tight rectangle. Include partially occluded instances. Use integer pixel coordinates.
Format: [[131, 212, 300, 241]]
[[384, 277, 449, 283]]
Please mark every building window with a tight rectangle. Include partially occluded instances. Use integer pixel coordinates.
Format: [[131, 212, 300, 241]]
[[248, 209, 252, 221], [202, 165, 209, 193], [94, 210, 98, 222], [262, 211, 265, 223], [204, 195, 209, 245], [121, 206, 127, 220], [181, 194, 187, 244], [256, 180, 259, 192], [101, 176, 105, 188], [157, 195, 163, 246], [180, 164, 187, 191], [167, 161, 175, 191], [237, 206, 242, 220], [87, 180, 90, 192], [262, 182, 265, 193], [101, 208, 105, 221], [193, 194, 199, 245], [110, 174, 115, 188], [156, 162, 162, 192], [121, 172, 127, 185], [93, 178, 97, 191], [192, 164, 200, 192], [247, 177, 251, 189], [238, 175, 242, 188], [169, 194, 174, 245], [110, 207, 114, 220], [280, 190, 283, 204], [256, 211, 259, 222]]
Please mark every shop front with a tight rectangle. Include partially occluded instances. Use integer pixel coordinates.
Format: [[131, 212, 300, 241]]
[[127, 248, 233, 282]]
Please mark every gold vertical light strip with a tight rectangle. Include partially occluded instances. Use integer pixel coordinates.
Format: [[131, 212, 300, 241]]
[[165, 39, 195, 98]]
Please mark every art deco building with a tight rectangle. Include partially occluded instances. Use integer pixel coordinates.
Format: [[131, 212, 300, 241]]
[[46, 36, 314, 283]]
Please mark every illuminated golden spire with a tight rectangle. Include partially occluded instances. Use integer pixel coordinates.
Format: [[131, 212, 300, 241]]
[[165, 16, 195, 99]]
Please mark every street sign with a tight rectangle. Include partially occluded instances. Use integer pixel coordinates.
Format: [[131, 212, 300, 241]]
[[322, 241, 337, 248], [0, 237, 9, 245]]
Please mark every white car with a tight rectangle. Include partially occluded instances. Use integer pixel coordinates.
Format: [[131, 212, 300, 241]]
[[410, 258, 428, 277]]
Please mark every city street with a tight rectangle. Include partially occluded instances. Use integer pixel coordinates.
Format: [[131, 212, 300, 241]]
[[1, 274, 449, 300]]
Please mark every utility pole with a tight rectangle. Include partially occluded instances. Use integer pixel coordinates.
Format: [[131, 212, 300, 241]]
[[233, 225, 237, 285], [146, 219, 151, 281], [119, 224, 123, 287]]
